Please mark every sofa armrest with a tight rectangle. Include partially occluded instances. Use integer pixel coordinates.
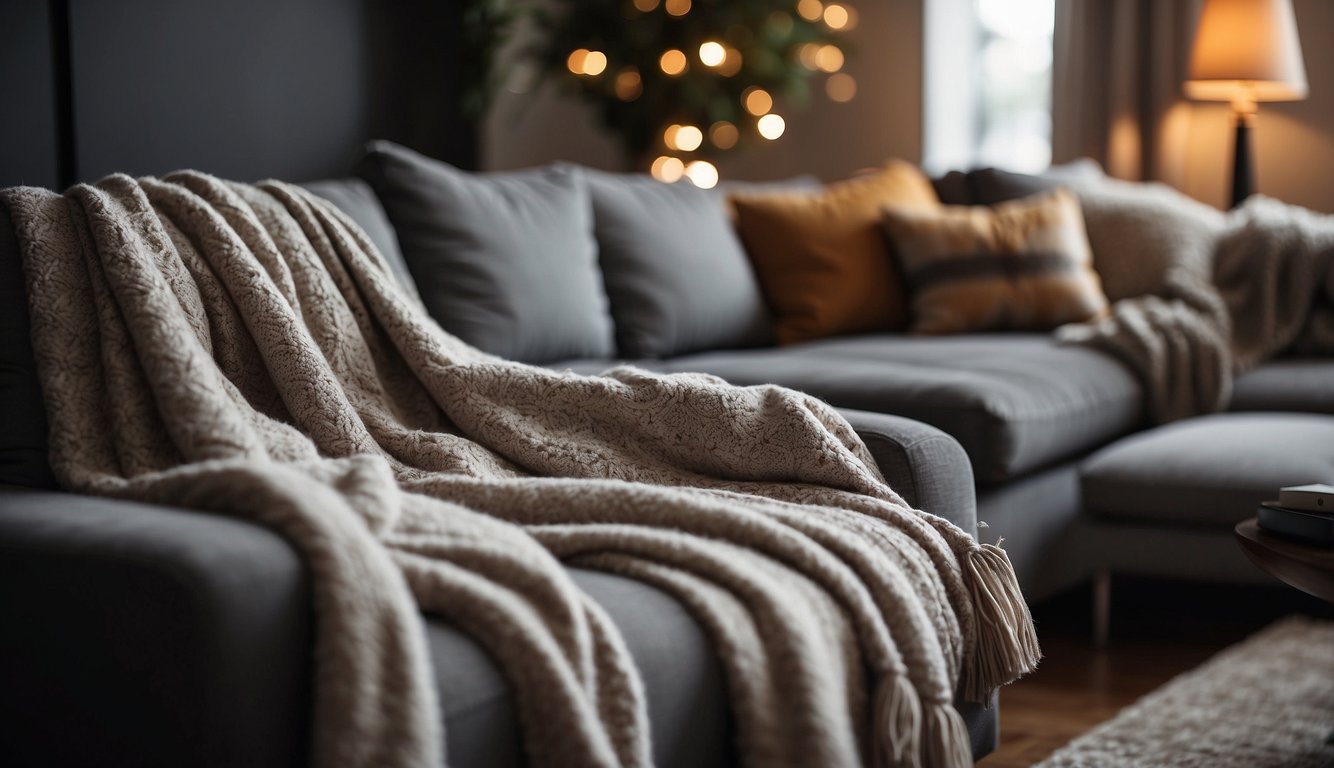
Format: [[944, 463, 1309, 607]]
[[0, 486, 312, 768], [838, 408, 978, 537]]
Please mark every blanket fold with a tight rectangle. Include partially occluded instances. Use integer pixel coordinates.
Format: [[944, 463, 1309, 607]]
[[1061, 190, 1334, 423], [4, 171, 1039, 768]]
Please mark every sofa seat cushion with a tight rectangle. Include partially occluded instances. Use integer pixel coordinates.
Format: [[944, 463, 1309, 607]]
[[1082, 413, 1334, 527], [1230, 358, 1334, 414], [428, 568, 733, 768], [661, 334, 1143, 482]]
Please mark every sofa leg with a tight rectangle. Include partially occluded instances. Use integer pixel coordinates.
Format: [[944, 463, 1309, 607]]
[[1092, 569, 1112, 649]]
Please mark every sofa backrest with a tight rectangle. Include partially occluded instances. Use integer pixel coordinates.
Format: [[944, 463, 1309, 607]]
[[0, 198, 56, 489]]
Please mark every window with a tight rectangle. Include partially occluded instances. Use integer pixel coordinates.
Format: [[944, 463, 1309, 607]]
[[923, 0, 1055, 174]]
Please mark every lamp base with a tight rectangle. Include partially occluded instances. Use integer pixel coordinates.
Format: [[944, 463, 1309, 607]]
[[1230, 112, 1255, 209]]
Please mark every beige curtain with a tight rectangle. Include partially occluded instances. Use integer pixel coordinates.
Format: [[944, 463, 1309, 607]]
[[1053, 0, 1203, 186]]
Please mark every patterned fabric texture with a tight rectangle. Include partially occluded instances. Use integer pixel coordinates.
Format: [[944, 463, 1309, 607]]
[[2, 173, 1039, 768], [730, 161, 940, 345], [884, 188, 1109, 335]]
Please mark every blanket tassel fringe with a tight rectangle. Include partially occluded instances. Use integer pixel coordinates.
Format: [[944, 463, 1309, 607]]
[[921, 701, 973, 768], [961, 543, 1042, 703], [873, 672, 921, 768]]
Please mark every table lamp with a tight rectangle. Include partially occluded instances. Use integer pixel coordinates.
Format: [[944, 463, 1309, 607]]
[[1185, 0, 1307, 208]]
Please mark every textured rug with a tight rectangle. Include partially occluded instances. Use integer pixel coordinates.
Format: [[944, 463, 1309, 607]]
[[1037, 617, 1334, 767]]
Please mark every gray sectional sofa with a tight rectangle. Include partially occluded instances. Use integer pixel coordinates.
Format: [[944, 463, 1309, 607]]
[[2, 151, 1332, 767]]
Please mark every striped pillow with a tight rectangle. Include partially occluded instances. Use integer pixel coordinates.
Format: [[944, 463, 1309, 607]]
[[883, 188, 1109, 335]]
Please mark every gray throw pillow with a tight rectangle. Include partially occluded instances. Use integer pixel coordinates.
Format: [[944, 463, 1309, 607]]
[[358, 141, 614, 363], [583, 168, 772, 358]]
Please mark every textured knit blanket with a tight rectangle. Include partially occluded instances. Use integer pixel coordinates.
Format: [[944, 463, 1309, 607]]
[[4, 173, 1039, 768], [1060, 187, 1334, 423]]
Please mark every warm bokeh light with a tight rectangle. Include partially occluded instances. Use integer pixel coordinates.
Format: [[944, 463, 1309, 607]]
[[615, 68, 643, 101], [675, 125, 703, 151], [567, 49, 590, 74], [815, 45, 844, 73], [717, 47, 743, 77], [583, 50, 608, 76], [798, 43, 821, 70], [710, 121, 739, 149], [684, 160, 719, 189], [632, 0, 659, 11], [651, 156, 686, 182], [659, 49, 688, 76], [699, 41, 726, 67], [823, 3, 850, 29], [664, 0, 691, 17], [796, 0, 823, 23], [663, 124, 703, 151], [743, 87, 773, 115], [826, 72, 856, 102], [757, 113, 786, 140], [567, 49, 607, 76]]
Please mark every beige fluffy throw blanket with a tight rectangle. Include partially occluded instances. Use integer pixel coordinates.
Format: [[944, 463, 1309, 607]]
[[1059, 183, 1334, 422], [4, 173, 1038, 768]]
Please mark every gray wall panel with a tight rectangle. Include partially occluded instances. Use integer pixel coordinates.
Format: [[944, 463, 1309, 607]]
[[68, 0, 371, 183], [0, 0, 60, 189]]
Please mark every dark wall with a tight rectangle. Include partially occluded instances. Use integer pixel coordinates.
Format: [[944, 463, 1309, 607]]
[[0, 0, 474, 190], [0, 1, 61, 189]]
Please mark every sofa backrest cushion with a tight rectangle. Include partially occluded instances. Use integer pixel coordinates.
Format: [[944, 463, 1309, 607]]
[[963, 159, 1106, 206], [300, 178, 418, 295], [357, 141, 614, 364], [0, 198, 57, 489], [582, 168, 771, 358]]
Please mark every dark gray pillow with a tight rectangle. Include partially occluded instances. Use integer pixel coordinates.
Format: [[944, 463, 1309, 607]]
[[301, 178, 418, 295], [357, 141, 614, 364], [583, 168, 771, 358], [967, 158, 1105, 206], [931, 170, 972, 205]]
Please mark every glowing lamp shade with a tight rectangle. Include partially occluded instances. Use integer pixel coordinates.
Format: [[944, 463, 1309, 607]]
[[1185, 0, 1307, 105], [1184, 0, 1307, 208]]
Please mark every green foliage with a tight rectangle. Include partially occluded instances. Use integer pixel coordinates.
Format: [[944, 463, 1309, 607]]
[[459, 0, 528, 124], [535, 0, 843, 161]]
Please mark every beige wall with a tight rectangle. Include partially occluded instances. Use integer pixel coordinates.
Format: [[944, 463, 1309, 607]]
[[484, 0, 1333, 212], [483, 0, 924, 182]]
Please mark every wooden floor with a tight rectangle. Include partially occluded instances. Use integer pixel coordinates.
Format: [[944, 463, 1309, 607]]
[[978, 576, 1334, 767]]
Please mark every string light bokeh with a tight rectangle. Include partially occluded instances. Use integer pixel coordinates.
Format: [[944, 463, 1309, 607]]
[[541, 0, 858, 188]]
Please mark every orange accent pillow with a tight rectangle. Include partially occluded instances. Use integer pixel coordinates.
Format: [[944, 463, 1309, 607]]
[[729, 161, 940, 345], [883, 188, 1110, 334]]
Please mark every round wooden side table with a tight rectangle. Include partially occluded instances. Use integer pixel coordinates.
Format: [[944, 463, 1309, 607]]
[[1235, 518, 1334, 603]]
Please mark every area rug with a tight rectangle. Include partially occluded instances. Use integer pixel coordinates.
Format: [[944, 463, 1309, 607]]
[[1037, 617, 1334, 767]]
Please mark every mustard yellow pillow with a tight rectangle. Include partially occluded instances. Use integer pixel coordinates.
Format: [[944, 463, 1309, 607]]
[[883, 188, 1109, 335], [729, 161, 940, 345]]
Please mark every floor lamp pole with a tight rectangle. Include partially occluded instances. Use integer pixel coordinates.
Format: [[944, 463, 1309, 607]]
[[1230, 106, 1256, 210]]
